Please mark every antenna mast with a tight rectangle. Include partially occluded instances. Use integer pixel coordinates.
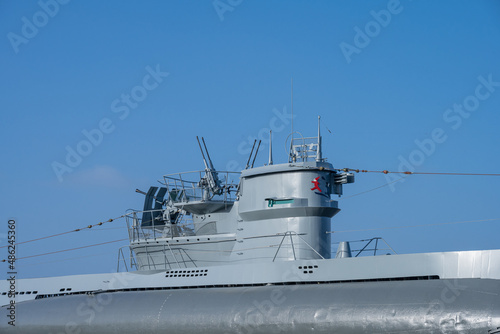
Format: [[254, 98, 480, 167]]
[[291, 78, 293, 139], [268, 130, 273, 165], [317, 115, 322, 162], [289, 78, 294, 162]]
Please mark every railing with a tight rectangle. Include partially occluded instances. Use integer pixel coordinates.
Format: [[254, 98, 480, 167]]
[[333, 237, 397, 257], [272, 231, 325, 262], [117, 246, 137, 272], [161, 170, 241, 203], [125, 209, 196, 243], [289, 134, 322, 162], [117, 243, 198, 272]]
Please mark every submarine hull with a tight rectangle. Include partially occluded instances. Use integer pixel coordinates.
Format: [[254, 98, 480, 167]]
[[2, 278, 500, 333]]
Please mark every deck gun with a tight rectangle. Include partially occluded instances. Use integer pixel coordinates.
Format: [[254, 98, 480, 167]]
[[197, 136, 223, 200]]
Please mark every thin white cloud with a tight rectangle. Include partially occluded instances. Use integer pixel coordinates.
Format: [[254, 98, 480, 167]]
[[61, 165, 132, 189]]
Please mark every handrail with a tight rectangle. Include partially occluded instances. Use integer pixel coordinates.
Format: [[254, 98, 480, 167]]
[[123, 208, 198, 242], [161, 170, 240, 203], [336, 237, 397, 257], [117, 246, 138, 272], [272, 231, 325, 262]]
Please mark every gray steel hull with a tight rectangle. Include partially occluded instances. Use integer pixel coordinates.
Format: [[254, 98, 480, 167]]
[[2, 278, 499, 333]]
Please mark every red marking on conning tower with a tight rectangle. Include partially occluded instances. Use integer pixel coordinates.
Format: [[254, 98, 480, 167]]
[[311, 177, 321, 192]]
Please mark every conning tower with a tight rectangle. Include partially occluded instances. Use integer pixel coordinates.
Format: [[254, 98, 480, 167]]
[[125, 120, 354, 270]]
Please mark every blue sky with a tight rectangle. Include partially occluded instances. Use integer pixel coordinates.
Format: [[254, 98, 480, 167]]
[[1, 0, 500, 278]]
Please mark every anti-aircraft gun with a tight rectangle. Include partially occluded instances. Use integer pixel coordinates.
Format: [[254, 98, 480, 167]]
[[196, 136, 223, 200]]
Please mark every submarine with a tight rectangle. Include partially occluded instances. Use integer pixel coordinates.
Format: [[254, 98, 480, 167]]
[[2, 117, 500, 333]]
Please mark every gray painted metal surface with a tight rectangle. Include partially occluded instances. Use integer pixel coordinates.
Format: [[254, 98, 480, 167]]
[[335, 241, 352, 258], [2, 279, 499, 333]]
